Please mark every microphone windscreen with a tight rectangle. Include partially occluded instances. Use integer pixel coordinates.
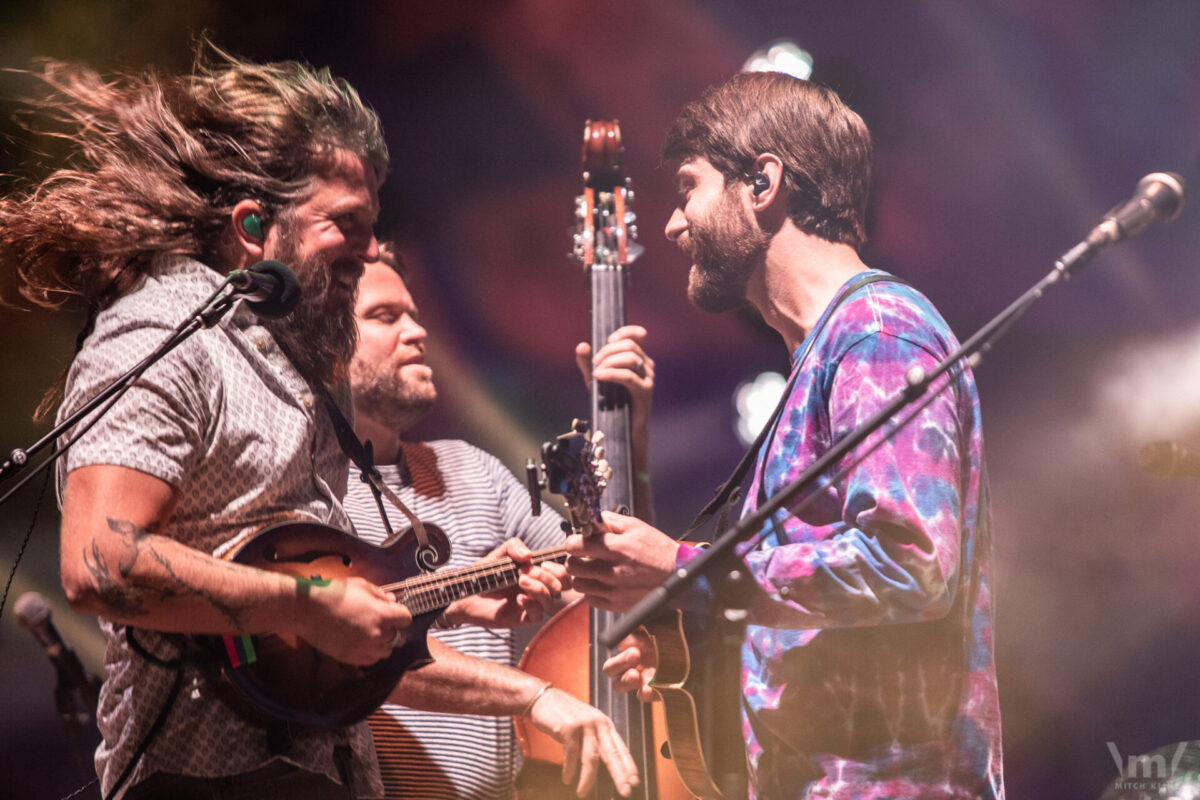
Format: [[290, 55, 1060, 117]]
[[247, 260, 301, 319], [14, 590, 51, 629], [1138, 172, 1187, 223]]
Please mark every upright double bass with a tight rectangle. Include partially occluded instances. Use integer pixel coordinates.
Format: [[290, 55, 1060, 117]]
[[516, 122, 720, 800]]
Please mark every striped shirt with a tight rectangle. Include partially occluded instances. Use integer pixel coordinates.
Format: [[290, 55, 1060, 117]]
[[344, 439, 564, 800]]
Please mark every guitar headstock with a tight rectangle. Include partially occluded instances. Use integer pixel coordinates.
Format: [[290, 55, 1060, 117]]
[[526, 419, 612, 536], [571, 119, 641, 269]]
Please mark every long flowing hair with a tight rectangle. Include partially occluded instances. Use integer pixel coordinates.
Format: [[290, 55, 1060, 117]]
[[0, 39, 388, 312]]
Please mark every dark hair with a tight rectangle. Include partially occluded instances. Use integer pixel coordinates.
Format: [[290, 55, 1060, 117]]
[[0, 39, 389, 310], [663, 71, 872, 248]]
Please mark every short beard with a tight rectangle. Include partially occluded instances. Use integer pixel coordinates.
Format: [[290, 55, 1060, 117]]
[[349, 357, 436, 432], [263, 228, 359, 387], [685, 187, 769, 313]]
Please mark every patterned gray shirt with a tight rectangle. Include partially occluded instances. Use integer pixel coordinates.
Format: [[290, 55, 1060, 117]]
[[58, 255, 383, 799]]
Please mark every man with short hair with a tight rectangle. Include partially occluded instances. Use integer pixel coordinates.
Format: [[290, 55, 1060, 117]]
[[344, 246, 654, 799], [1, 46, 637, 799], [567, 71, 1004, 800]]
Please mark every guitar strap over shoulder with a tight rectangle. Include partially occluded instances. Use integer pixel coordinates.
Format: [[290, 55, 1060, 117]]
[[682, 272, 910, 540]]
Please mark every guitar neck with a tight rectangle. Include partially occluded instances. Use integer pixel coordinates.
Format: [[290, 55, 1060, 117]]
[[385, 547, 568, 616]]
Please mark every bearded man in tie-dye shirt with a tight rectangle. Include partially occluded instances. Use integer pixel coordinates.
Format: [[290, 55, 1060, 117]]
[[566, 71, 1003, 800]]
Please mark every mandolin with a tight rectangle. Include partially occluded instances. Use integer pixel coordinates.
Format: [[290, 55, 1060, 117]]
[[200, 519, 567, 728]]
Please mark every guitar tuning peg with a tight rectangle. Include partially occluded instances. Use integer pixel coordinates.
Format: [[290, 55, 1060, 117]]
[[524, 458, 543, 517]]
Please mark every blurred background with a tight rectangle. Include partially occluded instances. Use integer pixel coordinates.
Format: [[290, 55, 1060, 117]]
[[2, 1, 1199, 797]]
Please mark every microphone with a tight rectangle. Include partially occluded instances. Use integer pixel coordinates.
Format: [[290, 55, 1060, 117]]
[[14, 591, 102, 731], [1056, 172, 1187, 273], [226, 260, 302, 319], [1139, 440, 1200, 479]]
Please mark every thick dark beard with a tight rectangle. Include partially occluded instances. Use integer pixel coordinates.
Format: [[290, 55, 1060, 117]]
[[349, 357, 436, 432], [686, 187, 770, 313], [263, 243, 359, 387]]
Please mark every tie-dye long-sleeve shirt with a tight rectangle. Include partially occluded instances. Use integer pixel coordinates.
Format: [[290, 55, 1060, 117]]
[[675, 271, 1003, 800]]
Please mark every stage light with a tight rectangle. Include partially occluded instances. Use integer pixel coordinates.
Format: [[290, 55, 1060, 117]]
[[734, 370, 787, 446], [742, 40, 813, 80]]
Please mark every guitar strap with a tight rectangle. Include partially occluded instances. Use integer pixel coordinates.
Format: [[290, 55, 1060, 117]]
[[317, 383, 432, 552], [681, 272, 909, 541]]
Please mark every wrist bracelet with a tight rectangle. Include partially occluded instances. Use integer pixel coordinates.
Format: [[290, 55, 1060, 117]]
[[520, 681, 554, 718]]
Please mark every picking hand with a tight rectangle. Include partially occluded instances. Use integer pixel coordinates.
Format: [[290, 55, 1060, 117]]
[[296, 576, 412, 665], [602, 629, 658, 703]]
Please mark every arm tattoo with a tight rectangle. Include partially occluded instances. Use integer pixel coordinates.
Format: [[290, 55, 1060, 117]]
[[86, 517, 251, 630], [83, 539, 151, 619]]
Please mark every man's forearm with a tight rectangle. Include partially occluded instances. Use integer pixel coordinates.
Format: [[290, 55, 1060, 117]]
[[67, 516, 306, 634], [388, 638, 546, 715]]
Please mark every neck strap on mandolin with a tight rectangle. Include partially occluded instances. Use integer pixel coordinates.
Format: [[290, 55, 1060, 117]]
[[317, 383, 431, 551]]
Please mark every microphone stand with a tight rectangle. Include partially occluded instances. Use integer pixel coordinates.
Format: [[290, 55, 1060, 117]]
[[0, 278, 245, 507], [59, 667, 104, 778], [602, 226, 1135, 647]]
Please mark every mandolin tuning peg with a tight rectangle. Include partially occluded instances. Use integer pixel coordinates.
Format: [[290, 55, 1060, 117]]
[[590, 429, 605, 444], [592, 444, 605, 461]]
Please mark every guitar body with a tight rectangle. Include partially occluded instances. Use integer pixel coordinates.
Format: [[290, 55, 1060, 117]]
[[641, 611, 721, 798], [202, 520, 451, 728]]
